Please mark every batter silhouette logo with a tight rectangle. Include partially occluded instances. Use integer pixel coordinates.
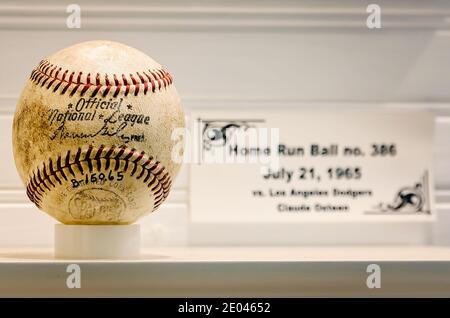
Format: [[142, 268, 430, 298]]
[[366, 170, 431, 215]]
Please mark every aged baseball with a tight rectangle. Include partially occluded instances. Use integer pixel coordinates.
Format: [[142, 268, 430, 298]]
[[12, 40, 184, 224]]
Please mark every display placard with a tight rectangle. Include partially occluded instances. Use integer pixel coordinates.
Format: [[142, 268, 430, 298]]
[[190, 110, 435, 223]]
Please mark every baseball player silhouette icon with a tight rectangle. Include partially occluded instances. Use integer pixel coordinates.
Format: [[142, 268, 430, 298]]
[[388, 183, 424, 212]]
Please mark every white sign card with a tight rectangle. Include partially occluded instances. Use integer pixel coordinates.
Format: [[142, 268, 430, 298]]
[[189, 110, 435, 223]]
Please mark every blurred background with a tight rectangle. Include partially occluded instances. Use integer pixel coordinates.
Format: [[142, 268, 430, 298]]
[[0, 0, 449, 247]]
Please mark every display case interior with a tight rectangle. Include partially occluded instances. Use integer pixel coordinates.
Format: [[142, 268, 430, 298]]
[[0, 0, 450, 296]]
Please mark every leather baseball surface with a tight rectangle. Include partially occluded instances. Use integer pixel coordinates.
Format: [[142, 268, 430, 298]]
[[12, 40, 184, 224]]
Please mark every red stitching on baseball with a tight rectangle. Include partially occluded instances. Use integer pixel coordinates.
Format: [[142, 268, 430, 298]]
[[26, 146, 172, 212], [29, 59, 173, 98]]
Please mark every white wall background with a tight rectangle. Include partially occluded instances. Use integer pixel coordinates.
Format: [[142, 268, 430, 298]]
[[0, 0, 449, 247]]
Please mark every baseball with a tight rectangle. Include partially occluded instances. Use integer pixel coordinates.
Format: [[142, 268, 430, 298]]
[[12, 40, 184, 224]]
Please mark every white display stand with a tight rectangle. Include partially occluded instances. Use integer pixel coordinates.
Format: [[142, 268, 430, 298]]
[[54, 224, 140, 260], [0, 246, 450, 297]]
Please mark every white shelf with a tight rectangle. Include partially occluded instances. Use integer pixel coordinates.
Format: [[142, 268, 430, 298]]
[[0, 246, 449, 297]]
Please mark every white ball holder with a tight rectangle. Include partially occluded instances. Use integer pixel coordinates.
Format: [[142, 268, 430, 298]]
[[54, 224, 141, 260]]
